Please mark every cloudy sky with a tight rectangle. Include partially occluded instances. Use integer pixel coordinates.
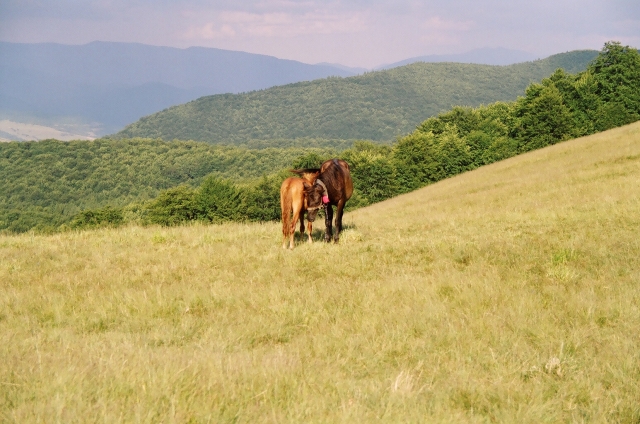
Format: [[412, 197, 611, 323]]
[[1, 0, 638, 68]]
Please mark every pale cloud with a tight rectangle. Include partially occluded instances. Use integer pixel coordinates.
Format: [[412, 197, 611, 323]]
[[423, 16, 474, 32], [182, 9, 367, 42], [0, 0, 638, 68], [418, 16, 474, 45], [185, 23, 237, 40]]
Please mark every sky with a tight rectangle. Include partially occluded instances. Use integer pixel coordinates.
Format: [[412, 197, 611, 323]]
[[1, 0, 639, 69]]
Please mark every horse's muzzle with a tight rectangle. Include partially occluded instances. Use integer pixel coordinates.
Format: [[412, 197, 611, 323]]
[[307, 208, 320, 222]]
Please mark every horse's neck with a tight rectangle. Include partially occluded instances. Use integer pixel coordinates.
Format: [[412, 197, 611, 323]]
[[316, 179, 329, 197], [301, 173, 318, 183]]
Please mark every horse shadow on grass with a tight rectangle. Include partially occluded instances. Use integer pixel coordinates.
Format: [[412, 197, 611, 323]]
[[299, 223, 358, 243]]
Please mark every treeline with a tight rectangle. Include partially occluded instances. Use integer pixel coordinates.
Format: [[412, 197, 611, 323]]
[[95, 42, 637, 229], [0, 139, 342, 233], [344, 42, 640, 205], [114, 50, 598, 143]]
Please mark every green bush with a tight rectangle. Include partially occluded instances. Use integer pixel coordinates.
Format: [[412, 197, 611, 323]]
[[71, 206, 124, 229], [291, 152, 327, 169], [195, 176, 242, 223], [241, 173, 286, 222], [144, 185, 198, 226], [345, 149, 398, 206]]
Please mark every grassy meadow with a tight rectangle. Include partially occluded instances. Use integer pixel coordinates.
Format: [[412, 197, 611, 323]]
[[2, 122, 640, 422]]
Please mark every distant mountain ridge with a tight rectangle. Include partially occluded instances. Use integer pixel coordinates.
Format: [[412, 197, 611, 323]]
[[378, 47, 538, 69], [316, 62, 369, 74], [114, 50, 599, 143], [0, 41, 357, 135]]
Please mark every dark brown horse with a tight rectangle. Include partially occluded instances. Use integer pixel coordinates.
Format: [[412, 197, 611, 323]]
[[280, 176, 325, 249], [291, 159, 353, 243]]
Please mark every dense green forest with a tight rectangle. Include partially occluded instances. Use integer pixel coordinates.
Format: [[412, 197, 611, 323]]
[[114, 50, 598, 143], [1, 42, 638, 234], [0, 139, 342, 232]]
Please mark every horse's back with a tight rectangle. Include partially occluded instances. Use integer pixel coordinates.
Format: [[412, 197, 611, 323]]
[[321, 159, 353, 201], [280, 177, 306, 207]]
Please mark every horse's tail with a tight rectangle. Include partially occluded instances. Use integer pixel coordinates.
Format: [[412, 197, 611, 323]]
[[280, 182, 292, 237]]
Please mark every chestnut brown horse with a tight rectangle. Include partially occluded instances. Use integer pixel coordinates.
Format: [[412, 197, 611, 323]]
[[291, 158, 353, 243], [280, 176, 325, 249]]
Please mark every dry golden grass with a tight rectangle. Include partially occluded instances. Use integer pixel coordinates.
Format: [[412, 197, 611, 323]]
[[2, 122, 640, 422]]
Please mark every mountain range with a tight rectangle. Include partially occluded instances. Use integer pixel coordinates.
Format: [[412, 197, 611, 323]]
[[0, 41, 356, 136], [0, 42, 600, 140], [377, 47, 538, 69]]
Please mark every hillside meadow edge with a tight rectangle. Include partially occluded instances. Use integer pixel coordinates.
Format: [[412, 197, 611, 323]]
[[1, 120, 639, 422]]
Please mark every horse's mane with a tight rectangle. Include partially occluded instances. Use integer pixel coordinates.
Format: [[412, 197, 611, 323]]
[[290, 168, 321, 176], [290, 168, 321, 184]]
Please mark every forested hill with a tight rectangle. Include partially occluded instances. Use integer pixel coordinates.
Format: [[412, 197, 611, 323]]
[[114, 50, 598, 143]]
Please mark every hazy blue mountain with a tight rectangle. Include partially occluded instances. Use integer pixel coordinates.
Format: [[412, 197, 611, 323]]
[[315, 62, 368, 74], [0, 41, 356, 135], [378, 47, 538, 69]]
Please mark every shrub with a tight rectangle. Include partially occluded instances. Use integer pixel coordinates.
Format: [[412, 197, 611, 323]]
[[144, 185, 198, 226], [195, 176, 242, 223], [70, 206, 124, 229]]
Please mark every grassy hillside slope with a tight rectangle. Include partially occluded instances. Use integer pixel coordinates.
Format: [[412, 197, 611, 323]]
[[2, 121, 639, 422], [115, 50, 597, 143]]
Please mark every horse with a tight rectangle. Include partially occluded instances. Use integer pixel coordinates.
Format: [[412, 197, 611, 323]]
[[280, 176, 325, 249], [291, 158, 353, 243]]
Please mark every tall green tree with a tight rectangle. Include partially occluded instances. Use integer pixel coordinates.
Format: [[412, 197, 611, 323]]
[[510, 82, 575, 152], [587, 41, 640, 131]]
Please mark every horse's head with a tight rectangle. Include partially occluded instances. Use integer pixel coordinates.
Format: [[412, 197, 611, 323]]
[[303, 182, 325, 222]]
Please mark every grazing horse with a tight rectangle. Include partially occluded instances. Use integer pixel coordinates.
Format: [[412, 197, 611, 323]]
[[280, 176, 325, 249], [291, 158, 353, 243]]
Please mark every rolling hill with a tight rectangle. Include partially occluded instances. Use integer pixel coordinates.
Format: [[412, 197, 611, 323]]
[[2, 121, 639, 421], [114, 50, 598, 143]]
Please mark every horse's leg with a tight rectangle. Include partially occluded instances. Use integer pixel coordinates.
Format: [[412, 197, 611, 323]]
[[323, 204, 333, 243], [282, 220, 288, 249], [334, 200, 346, 243], [299, 209, 305, 241], [290, 216, 298, 249], [290, 205, 301, 249], [306, 219, 313, 243], [282, 210, 289, 249]]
